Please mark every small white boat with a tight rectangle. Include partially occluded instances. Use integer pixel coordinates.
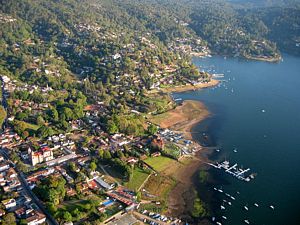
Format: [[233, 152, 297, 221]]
[[270, 205, 275, 210], [228, 201, 232, 206], [216, 222, 222, 225], [244, 219, 250, 224], [261, 109, 266, 113], [222, 216, 227, 220], [221, 205, 226, 210], [237, 191, 240, 194], [214, 187, 217, 191], [244, 206, 249, 211], [216, 149, 220, 152], [230, 196, 235, 200], [233, 148, 238, 153], [254, 203, 259, 207], [212, 217, 215, 221], [218, 189, 223, 193]]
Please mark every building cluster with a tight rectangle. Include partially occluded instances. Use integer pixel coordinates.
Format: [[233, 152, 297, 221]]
[[0, 13, 17, 23], [0, 154, 46, 225], [168, 37, 211, 57]]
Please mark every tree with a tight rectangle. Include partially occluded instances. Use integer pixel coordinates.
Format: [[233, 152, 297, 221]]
[[1, 213, 16, 225], [62, 107, 73, 121], [36, 115, 45, 126], [147, 124, 158, 135], [98, 149, 104, 159], [103, 150, 112, 160], [90, 161, 97, 171], [63, 211, 73, 222], [69, 162, 77, 172], [37, 125, 54, 138], [199, 170, 208, 183], [107, 120, 118, 134], [191, 197, 207, 218], [49, 108, 59, 121]]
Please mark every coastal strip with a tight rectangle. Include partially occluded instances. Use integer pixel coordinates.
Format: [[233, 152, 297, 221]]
[[149, 99, 212, 217]]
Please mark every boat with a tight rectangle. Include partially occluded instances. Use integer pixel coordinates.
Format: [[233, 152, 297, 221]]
[[270, 205, 275, 210], [233, 148, 238, 153], [261, 109, 266, 113], [212, 217, 215, 222], [228, 201, 232, 206], [216, 149, 220, 152], [244, 219, 250, 224], [222, 216, 227, 220], [221, 205, 226, 210], [218, 189, 223, 193], [254, 203, 259, 207], [216, 222, 222, 225], [250, 173, 256, 179], [244, 206, 249, 211], [230, 196, 235, 200]]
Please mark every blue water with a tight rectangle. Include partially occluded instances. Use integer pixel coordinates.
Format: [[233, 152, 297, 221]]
[[173, 55, 300, 225]]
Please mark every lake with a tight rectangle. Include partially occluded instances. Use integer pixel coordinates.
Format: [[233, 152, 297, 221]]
[[173, 55, 300, 225]]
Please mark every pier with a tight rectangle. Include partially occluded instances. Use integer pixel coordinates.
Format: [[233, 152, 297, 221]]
[[205, 160, 254, 182]]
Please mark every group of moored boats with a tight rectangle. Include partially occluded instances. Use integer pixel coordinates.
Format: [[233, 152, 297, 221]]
[[212, 187, 275, 225], [207, 160, 255, 182]]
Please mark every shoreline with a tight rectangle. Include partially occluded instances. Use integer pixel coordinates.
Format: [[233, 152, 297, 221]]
[[150, 99, 213, 220], [160, 79, 219, 93]]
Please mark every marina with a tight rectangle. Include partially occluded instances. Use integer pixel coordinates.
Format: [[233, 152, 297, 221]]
[[206, 160, 255, 182]]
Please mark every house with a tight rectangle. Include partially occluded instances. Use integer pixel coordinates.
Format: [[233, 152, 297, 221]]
[[2, 198, 16, 209], [26, 211, 46, 225], [15, 206, 27, 218], [0, 163, 10, 172], [94, 177, 113, 190], [151, 152, 161, 157], [29, 147, 54, 166], [126, 157, 138, 165]]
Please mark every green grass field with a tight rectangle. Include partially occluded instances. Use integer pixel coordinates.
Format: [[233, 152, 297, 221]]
[[15, 120, 40, 131], [125, 167, 150, 191], [144, 156, 175, 172]]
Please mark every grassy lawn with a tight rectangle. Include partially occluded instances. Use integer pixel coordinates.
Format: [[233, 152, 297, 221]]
[[125, 167, 150, 191], [15, 120, 40, 131], [144, 156, 175, 172], [142, 173, 176, 213]]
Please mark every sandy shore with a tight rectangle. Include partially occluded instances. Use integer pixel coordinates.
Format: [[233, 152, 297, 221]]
[[151, 100, 210, 140], [160, 79, 219, 93]]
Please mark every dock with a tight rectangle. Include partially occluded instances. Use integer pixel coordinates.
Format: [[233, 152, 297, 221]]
[[205, 160, 255, 182]]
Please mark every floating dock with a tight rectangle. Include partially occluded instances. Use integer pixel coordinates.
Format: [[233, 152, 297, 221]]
[[206, 160, 255, 182]]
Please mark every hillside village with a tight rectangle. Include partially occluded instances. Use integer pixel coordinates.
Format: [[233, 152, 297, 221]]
[[0, 72, 204, 225]]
